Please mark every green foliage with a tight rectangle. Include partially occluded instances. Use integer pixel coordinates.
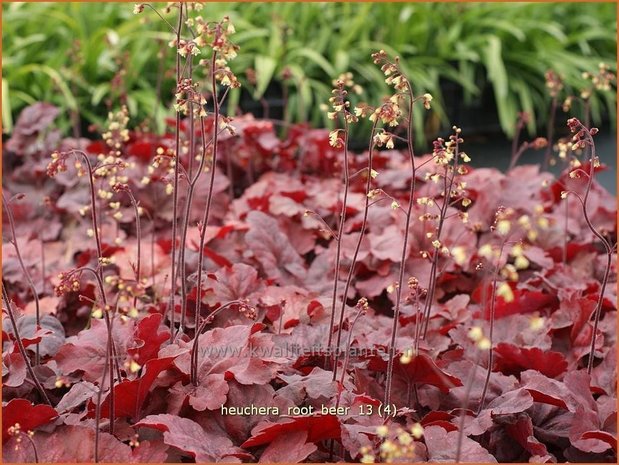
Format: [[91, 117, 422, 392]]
[[3, 2, 616, 142]]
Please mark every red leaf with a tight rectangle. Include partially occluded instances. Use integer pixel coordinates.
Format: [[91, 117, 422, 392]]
[[494, 343, 568, 378], [135, 414, 248, 462], [247, 195, 271, 213], [368, 352, 462, 393], [579, 431, 617, 452], [242, 415, 341, 448], [245, 211, 306, 283], [521, 371, 571, 410], [474, 283, 558, 319], [86, 140, 107, 154], [505, 416, 551, 459], [306, 300, 325, 319], [284, 318, 300, 329], [552, 293, 597, 346], [2, 399, 58, 443], [56, 381, 98, 413], [280, 190, 307, 203], [96, 356, 176, 419], [278, 367, 338, 401], [206, 263, 264, 305], [424, 425, 497, 462], [469, 389, 536, 436], [420, 411, 458, 432], [527, 390, 569, 410], [128, 313, 169, 364], [55, 317, 134, 383], [6, 103, 59, 155], [546, 242, 597, 263], [2, 352, 26, 387], [398, 353, 463, 393], [4, 425, 166, 462], [202, 246, 233, 268], [258, 430, 317, 463], [127, 140, 154, 162]]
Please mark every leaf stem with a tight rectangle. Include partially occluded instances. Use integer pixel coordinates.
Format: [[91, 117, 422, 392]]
[[385, 80, 417, 408], [1, 282, 51, 405], [2, 194, 42, 366]]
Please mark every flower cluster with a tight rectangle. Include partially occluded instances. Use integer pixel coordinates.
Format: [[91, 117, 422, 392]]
[[102, 106, 130, 152], [490, 206, 515, 237], [369, 99, 402, 127], [467, 326, 491, 350], [544, 69, 564, 98], [359, 423, 424, 463], [431, 127, 465, 167], [54, 271, 81, 297], [46, 151, 69, 177], [326, 73, 362, 148], [174, 77, 206, 116], [417, 128, 471, 230], [239, 301, 258, 320], [372, 129, 395, 149], [103, 275, 145, 318], [6, 423, 35, 452], [142, 145, 177, 193], [567, 117, 598, 150], [371, 50, 409, 92], [404, 275, 428, 302], [195, 16, 240, 88], [581, 62, 616, 98]]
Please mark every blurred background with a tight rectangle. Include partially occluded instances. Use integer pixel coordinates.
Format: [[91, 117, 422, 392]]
[[2, 2, 617, 185]]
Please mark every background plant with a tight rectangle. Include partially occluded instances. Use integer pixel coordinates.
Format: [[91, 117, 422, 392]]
[[3, 2, 616, 144]]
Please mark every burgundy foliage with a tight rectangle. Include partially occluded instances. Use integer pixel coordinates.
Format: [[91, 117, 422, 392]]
[[2, 103, 617, 463]]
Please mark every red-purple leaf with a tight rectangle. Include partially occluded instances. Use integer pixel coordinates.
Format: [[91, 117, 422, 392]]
[[3, 425, 167, 462], [505, 415, 552, 460], [493, 343, 568, 378], [245, 211, 306, 283], [242, 415, 341, 448], [579, 431, 617, 452], [424, 425, 498, 462], [2, 399, 58, 443], [258, 430, 317, 463], [55, 317, 134, 382], [2, 351, 26, 387], [96, 356, 176, 419], [128, 313, 169, 364], [135, 413, 248, 462], [521, 370, 572, 410], [368, 352, 463, 393]]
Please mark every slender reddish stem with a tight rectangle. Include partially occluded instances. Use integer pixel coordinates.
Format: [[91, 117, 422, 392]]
[[477, 243, 506, 414], [190, 300, 243, 384], [455, 351, 481, 463], [385, 82, 417, 407], [2, 282, 51, 405], [192, 51, 222, 346], [167, 3, 184, 341], [542, 97, 557, 170], [327, 119, 350, 359], [572, 124, 613, 373], [421, 140, 460, 339], [65, 150, 122, 383], [332, 118, 379, 381], [123, 189, 142, 308], [62, 266, 117, 437], [3, 194, 42, 365]]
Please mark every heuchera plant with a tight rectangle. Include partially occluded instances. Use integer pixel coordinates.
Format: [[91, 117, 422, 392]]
[[2, 2, 617, 463]]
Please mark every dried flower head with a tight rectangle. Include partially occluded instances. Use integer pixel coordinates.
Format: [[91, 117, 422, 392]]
[[544, 70, 564, 98]]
